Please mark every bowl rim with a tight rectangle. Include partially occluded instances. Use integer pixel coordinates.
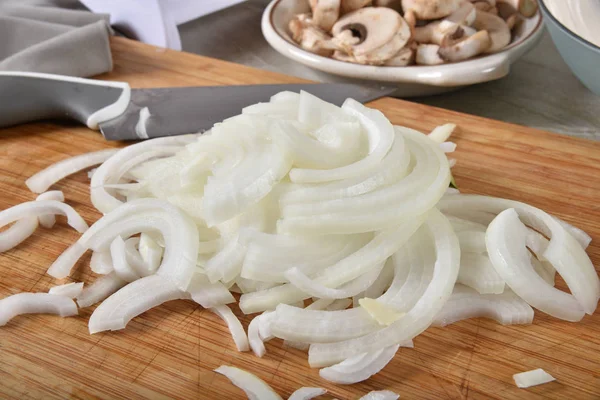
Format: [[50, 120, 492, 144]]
[[267, 0, 544, 70], [539, 0, 600, 53]]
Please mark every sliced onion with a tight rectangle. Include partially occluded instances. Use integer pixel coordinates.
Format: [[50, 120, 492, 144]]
[[284, 262, 385, 300], [48, 282, 84, 298], [90, 250, 113, 274], [210, 305, 249, 352], [240, 216, 424, 314], [186, 273, 235, 308], [289, 97, 395, 183], [91, 136, 194, 213], [359, 390, 400, 400], [457, 230, 487, 253], [138, 233, 163, 273], [248, 311, 275, 357], [0, 293, 77, 326], [0, 217, 38, 253], [513, 368, 556, 388], [288, 387, 327, 400], [308, 209, 460, 367], [0, 200, 87, 235], [486, 208, 588, 321], [358, 298, 405, 326], [49, 199, 199, 290], [458, 253, 505, 294], [439, 141, 456, 153], [26, 149, 118, 194], [36, 190, 65, 228], [76, 272, 126, 308], [214, 365, 282, 400], [204, 234, 246, 283], [88, 274, 185, 334], [432, 284, 533, 327], [428, 123, 456, 143], [278, 128, 449, 235], [319, 344, 399, 384]]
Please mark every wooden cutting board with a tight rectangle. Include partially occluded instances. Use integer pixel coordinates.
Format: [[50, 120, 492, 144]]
[[1, 37, 599, 400]]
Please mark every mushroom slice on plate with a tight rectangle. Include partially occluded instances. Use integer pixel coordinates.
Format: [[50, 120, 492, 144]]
[[289, 14, 336, 56], [473, 10, 511, 52], [439, 30, 492, 62], [384, 46, 415, 66], [311, 0, 341, 31], [497, 0, 538, 18], [331, 7, 405, 57], [416, 44, 445, 65], [402, 0, 465, 20]]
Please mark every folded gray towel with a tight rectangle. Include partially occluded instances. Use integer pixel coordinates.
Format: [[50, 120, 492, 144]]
[[0, 0, 113, 77]]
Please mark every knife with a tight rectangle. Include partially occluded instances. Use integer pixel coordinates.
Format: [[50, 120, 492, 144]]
[[0, 71, 396, 141]]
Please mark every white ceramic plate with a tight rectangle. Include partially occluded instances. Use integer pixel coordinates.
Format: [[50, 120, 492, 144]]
[[262, 0, 544, 97]]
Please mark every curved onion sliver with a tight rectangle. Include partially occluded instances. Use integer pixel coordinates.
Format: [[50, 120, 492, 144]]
[[0, 200, 87, 234], [0, 293, 77, 326], [210, 305, 249, 352], [288, 387, 327, 400], [432, 284, 533, 327], [308, 209, 459, 367], [214, 365, 282, 400], [26, 148, 118, 194], [0, 217, 38, 253], [90, 250, 113, 275], [486, 208, 590, 321], [76, 272, 126, 308], [319, 344, 399, 384], [88, 274, 185, 334], [359, 390, 400, 400], [36, 190, 65, 228], [48, 282, 84, 298]]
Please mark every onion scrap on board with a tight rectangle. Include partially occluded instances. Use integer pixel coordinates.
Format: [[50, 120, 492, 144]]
[[0, 89, 597, 396]]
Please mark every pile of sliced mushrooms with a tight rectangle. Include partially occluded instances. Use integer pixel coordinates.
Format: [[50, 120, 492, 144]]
[[289, 0, 538, 65]]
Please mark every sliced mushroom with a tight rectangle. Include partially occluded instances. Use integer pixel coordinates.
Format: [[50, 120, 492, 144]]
[[402, 0, 465, 20], [439, 30, 492, 61], [289, 14, 336, 56], [331, 7, 407, 56], [414, 20, 462, 45], [384, 46, 416, 66], [472, 10, 511, 52], [469, 0, 496, 5], [497, 0, 538, 18], [446, 2, 477, 26], [505, 13, 521, 30], [340, 0, 372, 14], [473, 1, 493, 12], [310, 0, 341, 31], [416, 44, 445, 65], [337, 26, 412, 64]]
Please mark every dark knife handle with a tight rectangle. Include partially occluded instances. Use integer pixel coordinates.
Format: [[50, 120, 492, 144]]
[[0, 72, 130, 130]]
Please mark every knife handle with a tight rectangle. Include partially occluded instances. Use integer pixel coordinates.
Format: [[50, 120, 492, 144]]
[[0, 72, 131, 130]]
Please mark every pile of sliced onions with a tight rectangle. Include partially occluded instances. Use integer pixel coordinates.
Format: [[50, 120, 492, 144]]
[[0, 91, 597, 393]]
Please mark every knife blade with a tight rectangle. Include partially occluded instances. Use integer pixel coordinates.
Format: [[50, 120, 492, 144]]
[[0, 71, 396, 141]]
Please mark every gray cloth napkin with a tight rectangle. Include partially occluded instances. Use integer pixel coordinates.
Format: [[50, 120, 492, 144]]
[[0, 0, 113, 77]]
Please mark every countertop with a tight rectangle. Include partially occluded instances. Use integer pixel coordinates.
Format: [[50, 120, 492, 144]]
[[179, 0, 600, 140]]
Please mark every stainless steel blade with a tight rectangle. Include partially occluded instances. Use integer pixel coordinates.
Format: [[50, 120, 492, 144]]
[[99, 83, 396, 140]]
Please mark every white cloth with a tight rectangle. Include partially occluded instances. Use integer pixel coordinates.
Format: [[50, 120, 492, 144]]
[[80, 0, 247, 50]]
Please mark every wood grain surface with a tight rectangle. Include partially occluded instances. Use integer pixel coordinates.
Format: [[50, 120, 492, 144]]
[[1, 37, 599, 400]]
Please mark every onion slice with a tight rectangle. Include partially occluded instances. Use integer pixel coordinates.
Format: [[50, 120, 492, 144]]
[[432, 284, 533, 327], [308, 209, 459, 367], [288, 387, 327, 400], [26, 149, 119, 194], [90, 250, 114, 275], [210, 305, 249, 352], [36, 191, 65, 228], [0, 217, 38, 253], [513, 368, 556, 388], [214, 365, 283, 400], [486, 208, 590, 321], [76, 272, 126, 308], [0, 293, 77, 326], [0, 200, 88, 234], [319, 344, 399, 384], [88, 274, 185, 334], [48, 282, 84, 298], [359, 390, 400, 400]]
